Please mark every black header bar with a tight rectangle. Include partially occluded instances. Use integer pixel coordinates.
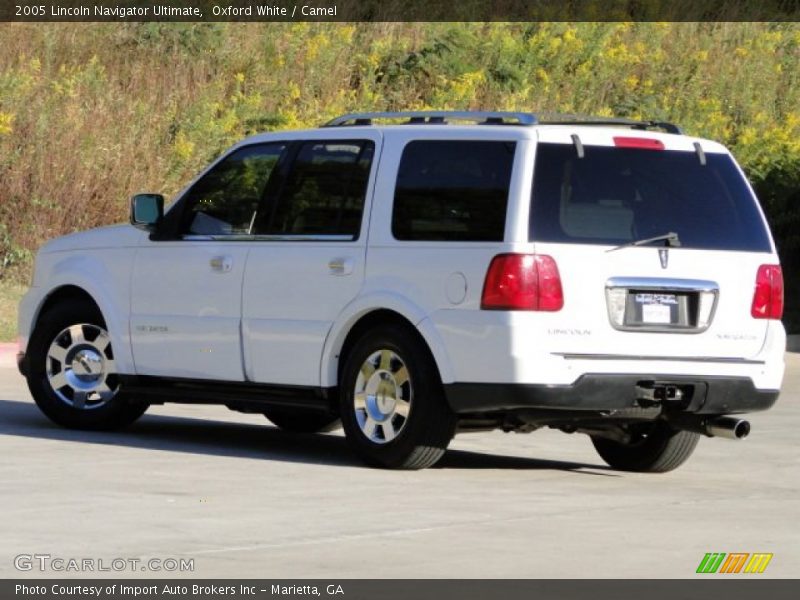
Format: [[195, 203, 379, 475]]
[[2, 0, 800, 22], [3, 579, 800, 600]]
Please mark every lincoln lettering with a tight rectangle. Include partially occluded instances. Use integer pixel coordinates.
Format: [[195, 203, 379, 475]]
[[50, 6, 90, 16]]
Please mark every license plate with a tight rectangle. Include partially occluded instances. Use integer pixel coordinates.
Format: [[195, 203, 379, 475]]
[[635, 293, 678, 324], [641, 303, 671, 324]]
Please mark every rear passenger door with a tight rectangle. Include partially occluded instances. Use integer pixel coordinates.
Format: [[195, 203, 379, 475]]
[[242, 132, 381, 386]]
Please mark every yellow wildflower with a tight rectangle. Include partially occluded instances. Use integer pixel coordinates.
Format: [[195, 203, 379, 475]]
[[0, 112, 14, 135], [173, 131, 194, 160]]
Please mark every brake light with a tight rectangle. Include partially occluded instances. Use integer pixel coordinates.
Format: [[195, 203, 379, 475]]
[[751, 264, 784, 319], [481, 254, 563, 311], [613, 136, 665, 150]]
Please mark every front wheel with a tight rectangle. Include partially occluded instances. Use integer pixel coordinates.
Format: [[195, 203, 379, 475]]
[[339, 324, 457, 470], [26, 300, 148, 430], [591, 421, 700, 473]]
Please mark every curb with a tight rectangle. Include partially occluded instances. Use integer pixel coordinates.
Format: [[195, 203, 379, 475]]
[[0, 342, 18, 369]]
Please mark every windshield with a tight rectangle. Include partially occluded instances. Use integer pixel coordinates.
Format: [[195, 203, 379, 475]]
[[530, 143, 772, 252]]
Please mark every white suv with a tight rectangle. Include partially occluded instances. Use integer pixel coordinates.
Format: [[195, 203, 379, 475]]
[[17, 111, 786, 471]]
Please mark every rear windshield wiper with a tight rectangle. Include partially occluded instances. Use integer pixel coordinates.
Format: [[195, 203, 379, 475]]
[[606, 232, 681, 252]]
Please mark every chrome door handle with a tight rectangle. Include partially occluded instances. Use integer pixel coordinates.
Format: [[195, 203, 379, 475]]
[[328, 257, 354, 276], [210, 256, 233, 273]]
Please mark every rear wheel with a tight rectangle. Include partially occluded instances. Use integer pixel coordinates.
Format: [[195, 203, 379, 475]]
[[339, 324, 457, 469], [263, 409, 340, 434], [590, 421, 700, 473], [26, 300, 147, 430]]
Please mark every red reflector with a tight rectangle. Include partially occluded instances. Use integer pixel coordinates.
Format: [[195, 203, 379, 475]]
[[613, 136, 665, 150], [481, 254, 564, 311], [751, 264, 784, 319]]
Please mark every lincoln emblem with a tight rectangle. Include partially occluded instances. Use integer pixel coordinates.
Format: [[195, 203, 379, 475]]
[[659, 248, 669, 269]]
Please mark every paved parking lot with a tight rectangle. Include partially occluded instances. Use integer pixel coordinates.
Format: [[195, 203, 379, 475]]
[[0, 353, 797, 578]]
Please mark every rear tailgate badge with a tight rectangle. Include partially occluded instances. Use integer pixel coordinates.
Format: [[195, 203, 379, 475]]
[[658, 248, 669, 269]]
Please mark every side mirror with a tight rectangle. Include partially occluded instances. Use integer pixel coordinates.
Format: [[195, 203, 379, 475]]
[[130, 193, 164, 231]]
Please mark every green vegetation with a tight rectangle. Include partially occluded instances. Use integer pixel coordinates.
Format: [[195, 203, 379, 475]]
[[0, 22, 798, 335], [0, 282, 24, 342]]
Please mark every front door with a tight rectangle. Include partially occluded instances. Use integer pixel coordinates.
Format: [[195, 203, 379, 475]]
[[130, 142, 288, 381]]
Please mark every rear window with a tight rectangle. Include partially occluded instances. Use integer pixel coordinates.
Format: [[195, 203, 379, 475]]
[[530, 143, 772, 252], [392, 140, 516, 241]]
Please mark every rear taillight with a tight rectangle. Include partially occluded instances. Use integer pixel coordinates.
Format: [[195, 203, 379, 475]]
[[751, 264, 784, 319], [481, 254, 563, 311]]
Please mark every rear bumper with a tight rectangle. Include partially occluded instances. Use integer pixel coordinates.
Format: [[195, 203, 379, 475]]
[[427, 311, 786, 390], [444, 374, 780, 415]]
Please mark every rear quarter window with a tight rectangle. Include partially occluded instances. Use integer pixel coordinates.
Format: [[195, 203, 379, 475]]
[[392, 140, 516, 242], [530, 142, 772, 252]]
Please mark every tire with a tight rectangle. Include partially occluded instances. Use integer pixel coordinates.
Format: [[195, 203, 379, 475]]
[[264, 408, 340, 434], [591, 421, 700, 473], [339, 323, 457, 470], [26, 299, 148, 430]]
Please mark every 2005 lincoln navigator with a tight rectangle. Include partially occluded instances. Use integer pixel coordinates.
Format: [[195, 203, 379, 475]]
[[17, 111, 785, 470]]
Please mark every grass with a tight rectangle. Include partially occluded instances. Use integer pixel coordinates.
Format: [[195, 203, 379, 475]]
[[0, 282, 25, 343]]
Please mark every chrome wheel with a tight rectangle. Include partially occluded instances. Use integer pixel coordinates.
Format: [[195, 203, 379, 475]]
[[45, 323, 118, 410], [353, 349, 412, 444]]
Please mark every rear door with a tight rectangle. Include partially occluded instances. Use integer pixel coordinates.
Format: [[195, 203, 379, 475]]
[[241, 130, 382, 386], [530, 129, 775, 360]]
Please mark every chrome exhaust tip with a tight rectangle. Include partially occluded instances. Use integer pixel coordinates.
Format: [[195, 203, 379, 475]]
[[670, 415, 751, 440], [705, 416, 750, 440]]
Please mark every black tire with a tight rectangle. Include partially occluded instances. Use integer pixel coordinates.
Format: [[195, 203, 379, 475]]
[[339, 323, 457, 470], [26, 299, 148, 430], [263, 409, 340, 434], [591, 421, 700, 473]]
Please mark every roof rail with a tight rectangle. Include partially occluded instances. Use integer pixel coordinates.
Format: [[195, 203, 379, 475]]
[[322, 111, 682, 134], [537, 114, 683, 134], [323, 111, 538, 127]]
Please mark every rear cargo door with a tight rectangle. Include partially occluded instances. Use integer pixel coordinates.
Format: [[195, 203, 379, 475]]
[[530, 129, 775, 360]]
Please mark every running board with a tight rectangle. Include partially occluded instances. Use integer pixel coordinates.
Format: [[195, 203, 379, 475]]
[[118, 375, 335, 414]]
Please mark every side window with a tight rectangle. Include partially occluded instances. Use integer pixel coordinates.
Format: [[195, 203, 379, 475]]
[[257, 140, 374, 239], [392, 140, 516, 242], [181, 143, 286, 236]]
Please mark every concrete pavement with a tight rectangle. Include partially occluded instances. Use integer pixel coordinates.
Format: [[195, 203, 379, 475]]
[[0, 354, 797, 578], [0, 343, 17, 369]]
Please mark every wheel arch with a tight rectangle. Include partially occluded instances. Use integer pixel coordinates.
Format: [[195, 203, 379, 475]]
[[320, 295, 455, 388], [30, 257, 136, 374], [37, 285, 105, 325]]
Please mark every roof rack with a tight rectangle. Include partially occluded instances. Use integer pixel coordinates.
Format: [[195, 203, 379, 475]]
[[323, 111, 537, 127], [322, 111, 682, 134]]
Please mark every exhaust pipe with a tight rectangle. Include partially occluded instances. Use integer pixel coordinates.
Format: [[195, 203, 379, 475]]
[[705, 416, 750, 440], [671, 416, 751, 440]]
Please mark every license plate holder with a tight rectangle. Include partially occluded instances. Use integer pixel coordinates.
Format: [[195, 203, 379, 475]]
[[606, 277, 719, 333], [628, 292, 680, 326]]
